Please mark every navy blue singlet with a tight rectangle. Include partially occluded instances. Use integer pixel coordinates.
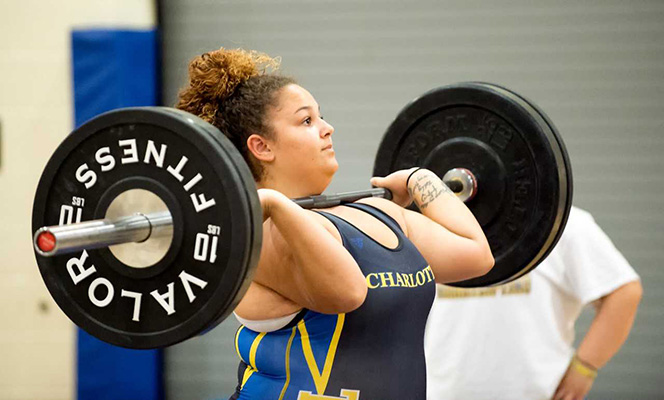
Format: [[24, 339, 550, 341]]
[[230, 203, 435, 400]]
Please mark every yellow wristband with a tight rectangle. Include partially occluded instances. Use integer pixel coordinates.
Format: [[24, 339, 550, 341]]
[[571, 355, 598, 379]]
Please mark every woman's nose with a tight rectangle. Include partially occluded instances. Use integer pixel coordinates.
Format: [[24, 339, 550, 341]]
[[320, 119, 334, 137]]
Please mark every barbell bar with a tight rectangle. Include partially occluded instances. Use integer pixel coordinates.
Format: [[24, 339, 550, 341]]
[[34, 179, 475, 257]]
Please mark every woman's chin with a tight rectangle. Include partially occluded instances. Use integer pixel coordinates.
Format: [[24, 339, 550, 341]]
[[326, 165, 339, 181], [328, 159, 339, 175]]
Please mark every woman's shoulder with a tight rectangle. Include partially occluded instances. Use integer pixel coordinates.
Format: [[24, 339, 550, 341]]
[[302, 208, 343, 241]]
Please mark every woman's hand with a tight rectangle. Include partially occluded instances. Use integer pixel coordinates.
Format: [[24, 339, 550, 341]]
[[257, 188, 291, 221], [370, 167, 419, 208], [552, 364, 595, 400]]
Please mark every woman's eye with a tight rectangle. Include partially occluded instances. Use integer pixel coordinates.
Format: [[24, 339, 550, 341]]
[[303, 117, 311, 125]]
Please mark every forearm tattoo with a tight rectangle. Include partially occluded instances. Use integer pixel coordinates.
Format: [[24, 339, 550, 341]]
[[408, 171, 454, 209]]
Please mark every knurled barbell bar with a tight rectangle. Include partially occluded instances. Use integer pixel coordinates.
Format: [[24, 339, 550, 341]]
[[33, 179, 474, 258], [31, 82, 572, 349]]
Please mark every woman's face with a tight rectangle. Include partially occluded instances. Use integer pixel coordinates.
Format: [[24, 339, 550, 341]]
[[265, 84, 338, 194]]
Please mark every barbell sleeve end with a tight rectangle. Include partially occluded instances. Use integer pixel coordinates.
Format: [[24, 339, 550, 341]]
[[34, 228, 57, 257], [33, 212, 173, 258]]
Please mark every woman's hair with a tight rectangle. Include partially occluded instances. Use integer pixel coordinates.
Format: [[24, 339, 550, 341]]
[[176, 48, 296, 180]]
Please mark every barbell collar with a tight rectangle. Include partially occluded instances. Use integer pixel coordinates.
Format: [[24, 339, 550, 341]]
[[442, 168, 477, 202]]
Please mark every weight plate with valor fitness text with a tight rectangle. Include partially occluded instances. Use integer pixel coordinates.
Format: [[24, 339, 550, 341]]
[[31, 107, 262, 349], [373, 82, 573, 287]]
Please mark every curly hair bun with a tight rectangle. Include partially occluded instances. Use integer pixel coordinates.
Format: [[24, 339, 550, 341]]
[[177, 48, 281, 123]]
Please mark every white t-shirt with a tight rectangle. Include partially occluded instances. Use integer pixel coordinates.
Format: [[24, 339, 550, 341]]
[[424, 206, 639, 400]]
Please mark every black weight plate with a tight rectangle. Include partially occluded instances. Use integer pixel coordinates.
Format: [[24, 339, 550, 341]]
[[32, 107, 262, 348], [163, 108, 265, 332], [373, 83, 572, 287], [471, 82, 573, 282]]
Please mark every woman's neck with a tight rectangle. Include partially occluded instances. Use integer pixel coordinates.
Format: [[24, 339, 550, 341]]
[[256, 174, 328, 199]]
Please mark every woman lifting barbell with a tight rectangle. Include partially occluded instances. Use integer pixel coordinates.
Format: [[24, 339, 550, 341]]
[[175, 47, 494, 399]]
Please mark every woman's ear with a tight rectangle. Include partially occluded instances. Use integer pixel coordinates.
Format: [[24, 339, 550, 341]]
[[246, 134, 275, 163]]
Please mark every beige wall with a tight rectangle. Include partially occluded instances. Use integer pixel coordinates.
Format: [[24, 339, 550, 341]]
[[0, 1, 155, 398]]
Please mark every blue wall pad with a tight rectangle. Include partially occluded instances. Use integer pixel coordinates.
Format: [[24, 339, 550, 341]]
[[71, 28, 163, 400], [72, 29, 159, 127]]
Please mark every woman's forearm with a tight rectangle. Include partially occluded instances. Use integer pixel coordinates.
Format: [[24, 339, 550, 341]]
[[576, 280, 643, 369], [408, 168, 487, 243]]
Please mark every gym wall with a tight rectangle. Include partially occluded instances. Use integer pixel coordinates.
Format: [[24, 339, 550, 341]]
[[0, 1, 155, 399], [159, 1, 664, 399]]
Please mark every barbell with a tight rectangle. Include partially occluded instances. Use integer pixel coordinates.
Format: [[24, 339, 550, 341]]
[[31, 82, 572, 349]]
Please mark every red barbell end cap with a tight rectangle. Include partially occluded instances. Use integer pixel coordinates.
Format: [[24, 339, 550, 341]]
[[37, 231, 56, 253]]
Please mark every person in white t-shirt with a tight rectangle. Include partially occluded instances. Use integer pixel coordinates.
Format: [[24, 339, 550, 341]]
[[424, 206, 643, 400]]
